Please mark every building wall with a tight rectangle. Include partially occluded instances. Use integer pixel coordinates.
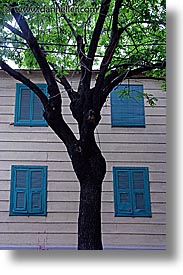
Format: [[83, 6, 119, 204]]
[[0, 70, 166, 249]]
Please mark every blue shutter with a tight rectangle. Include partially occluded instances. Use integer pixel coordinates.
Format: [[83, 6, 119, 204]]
[[113, 167, 151, 217], [10, 166, 47, 216], [131, 168, 151, 216], [10, 168, 28, 215], [29, 169, 44, 214], [14, 169, 27, 212], [19, 89, 31, 121], [15, 192, 26, 209], [111, 85, 145, 127], [32, 93, 43, 121], [30, 85, 48, 126], [117, 170, 133, 215], [14, 84, 48, 126], [113, 167, 133, 216]]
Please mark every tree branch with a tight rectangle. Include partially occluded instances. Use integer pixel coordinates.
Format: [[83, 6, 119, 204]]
[[129, 76, 166, 81], [87, 0, 111, 67], [54, 0, 86, 68], [44, 108, 78, 150], [62, 13, 78, 39], [92, 0, 129, 108], [0, 60, 48, 108], [56, 75, 78, 101], [89, 0, 122, 114], [122, 20, 166, 32], [10, 7, 61, 106], [125, 28, 139, 53], [0, 60, 78, 151], [111, 0, 122, 40], [93, 27, 123, 111], [95, 18, 163, 92], [0, 61, 78, 153], [49, 62, 79, 102], [53, 0, 78, 39], [54, 0, 89, 89], [100, 60, 166, 107], [5, 23, 25, 39]]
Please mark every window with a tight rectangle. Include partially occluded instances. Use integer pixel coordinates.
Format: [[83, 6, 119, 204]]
[[14, 83, 48, 126], [110, 84, 145, 127], [10, 166, 47, 216], [113, 167, 151, 217]]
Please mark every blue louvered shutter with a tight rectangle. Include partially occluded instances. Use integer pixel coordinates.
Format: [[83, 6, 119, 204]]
[[19, 89, 31, 121], [117, 170, 133, 215], [15, 84, 47, 126], [13, 169, 27, 213], [111, 85, 145, 127], [113, 167, 151, 217], [32, 93, 44, 121], [10, 166, 47, 216], [131, 169, 151, 216], [29, 169, 44, 214], [113, 168, 133, 216]]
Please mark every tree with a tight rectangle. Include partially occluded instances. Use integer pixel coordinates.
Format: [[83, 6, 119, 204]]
[[0, 0, 166, 250]]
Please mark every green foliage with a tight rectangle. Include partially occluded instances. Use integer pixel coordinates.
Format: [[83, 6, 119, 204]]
[[0, 0, 166, 77], [138, 92, 158, 107], [116, 88, 132, 99], [116, 88, 159, 107]]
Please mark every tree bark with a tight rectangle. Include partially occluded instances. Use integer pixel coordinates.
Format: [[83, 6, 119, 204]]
[[70, 141, 106, 250], [78, 180, 103, 250]]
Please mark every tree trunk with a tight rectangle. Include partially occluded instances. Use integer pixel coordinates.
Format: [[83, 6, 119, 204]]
[[45, 110, 106, 249], [71, 142, 106, 250], [78, 175, 103, 250]]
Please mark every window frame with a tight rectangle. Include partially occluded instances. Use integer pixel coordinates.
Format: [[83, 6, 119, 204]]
[[110, 84, 145, 127], [14, 83, 48, 126], [10, 165, 47, 216], [113, 167, 152, 217]]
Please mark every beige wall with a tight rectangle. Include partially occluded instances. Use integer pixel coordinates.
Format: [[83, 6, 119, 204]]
[[0, 70, 166, 249]]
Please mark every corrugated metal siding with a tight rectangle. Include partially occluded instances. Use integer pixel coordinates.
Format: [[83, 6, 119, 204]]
[[0, 70, 166, 249]]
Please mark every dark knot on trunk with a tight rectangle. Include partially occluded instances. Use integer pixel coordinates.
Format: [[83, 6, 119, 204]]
[[87, 109, 96, 124]]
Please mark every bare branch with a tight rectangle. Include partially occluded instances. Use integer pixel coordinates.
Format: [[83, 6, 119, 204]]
[[112, 61, 166, 88], [62, 13, 78, 39], [90, 0, 122, 113], [122, 20, 166, 32], [100, 60, 166, 107], [54, 0, 78, 39], [10, 7, 60, 102], [53, 1, 88, 89], [124, 28, 139, 53], [76, 35, 86, 62], [93, 27, 124, 110], [43, 108, 78, 149], [0, 60, 48, 108], [5, 23, 25, 39], [88, 0, 111, 66], [94, 15, 166, 108], [111, 0, 122, 40], [54, 0, 86, 67], [49, 63, 79, 102]]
